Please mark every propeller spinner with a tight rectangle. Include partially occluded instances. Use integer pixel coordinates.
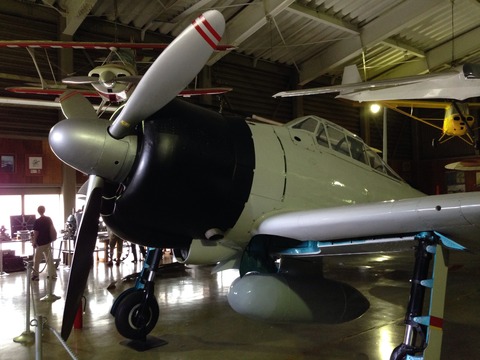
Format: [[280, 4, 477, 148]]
[[63, 65, 141, 90], [49, 10, 226, 340]]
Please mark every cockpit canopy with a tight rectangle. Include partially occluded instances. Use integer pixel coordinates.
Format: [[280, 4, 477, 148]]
[[286, 115, 402, 180]]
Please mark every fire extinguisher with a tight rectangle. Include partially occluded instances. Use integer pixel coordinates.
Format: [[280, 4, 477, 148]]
[[74, 296, 86, 329]]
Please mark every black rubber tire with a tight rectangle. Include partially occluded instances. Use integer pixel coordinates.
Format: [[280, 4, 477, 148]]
[[114, 290, 159, 340], [390, 344, 411, 360]]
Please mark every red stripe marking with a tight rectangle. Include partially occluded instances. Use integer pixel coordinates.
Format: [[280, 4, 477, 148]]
[[61, 91, 81, 101], [430, 316, 444, 329], [192, 15, 219, 50], [6, 87, 99, 97], [201, 16, 221, 41]]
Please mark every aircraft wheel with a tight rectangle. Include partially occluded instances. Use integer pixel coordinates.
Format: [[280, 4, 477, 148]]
[[389, 343, 411, 360], [114, 290, 159, 340], [431, 138, 438, 148]]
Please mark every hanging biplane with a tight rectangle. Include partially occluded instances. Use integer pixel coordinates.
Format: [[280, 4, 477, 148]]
[[274, 64, 480, 148], [0, 39, 233, 111]]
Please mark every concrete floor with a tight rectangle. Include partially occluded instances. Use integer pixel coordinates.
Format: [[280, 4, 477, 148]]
[[0, 249, 479, 360]]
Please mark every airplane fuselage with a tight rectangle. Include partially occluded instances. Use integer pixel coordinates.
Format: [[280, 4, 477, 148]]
[[98, 100, 422, 257], [443, 103, 475, 137], [89, 64, 136, 103]]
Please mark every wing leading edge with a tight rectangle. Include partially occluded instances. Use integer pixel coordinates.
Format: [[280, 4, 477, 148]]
[[272, 64, 480, 101], [255, 192, 480, 254], [0, 40, 234, 51]]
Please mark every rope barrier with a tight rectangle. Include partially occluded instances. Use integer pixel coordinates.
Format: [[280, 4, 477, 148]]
[[44, 323, 78, 360], [13, 259, 78, 359]]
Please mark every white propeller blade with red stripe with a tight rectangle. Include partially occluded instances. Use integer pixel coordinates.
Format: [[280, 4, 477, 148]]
[[109, 10, 225, 139]]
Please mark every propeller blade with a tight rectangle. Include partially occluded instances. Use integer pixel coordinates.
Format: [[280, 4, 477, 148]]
[[59, 90, 97, 119], [115, 75, 142, 84], [61, 175, 104, 340], [109, 9, 225, 139], [62, 76, 98, 84], [452, 101, 476, 137]]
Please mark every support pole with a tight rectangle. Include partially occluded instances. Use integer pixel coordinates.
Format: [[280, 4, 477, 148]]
[[41, 245, 60, 302], [0, 239, 8, 277], [420, 245, 448, 359], [34, 315, 44, 360], [390, 232, 449, 360], [13, 261, 35, 344], [40, 275, 61, 302], [383, 106, 388, 162]]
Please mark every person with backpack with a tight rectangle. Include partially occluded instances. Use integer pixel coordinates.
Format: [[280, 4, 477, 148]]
[[31, 205, 57, 281]]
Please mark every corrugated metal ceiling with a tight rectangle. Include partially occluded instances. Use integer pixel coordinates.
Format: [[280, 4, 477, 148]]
[[1, 0, 480, 97], [78, 1, 480, 81]]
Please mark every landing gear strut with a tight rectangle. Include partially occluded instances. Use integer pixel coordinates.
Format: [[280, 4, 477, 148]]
[[390, 232, 462, 360], [111, 247, 165, 345]]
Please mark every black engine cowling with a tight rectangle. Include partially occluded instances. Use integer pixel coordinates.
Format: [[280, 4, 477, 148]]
[[103, 100, 255, 248]]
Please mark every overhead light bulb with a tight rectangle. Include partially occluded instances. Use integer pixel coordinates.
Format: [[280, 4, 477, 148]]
[[370, 103, 381, 114]]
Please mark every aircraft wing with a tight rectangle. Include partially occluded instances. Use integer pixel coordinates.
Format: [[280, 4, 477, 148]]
[[273, 72, 451, 98], [377, 99, 452, 109], [378, 99, 480, 109], [6, 86, 99, 97], [273, 63, 480, 101], [0, 96, 118, 112], [6, 86, 231, 98], [445, 160, 480, 171], [0, 40, 234, 51], [255, 192, 480, 254], [179, 87, 232, 96]]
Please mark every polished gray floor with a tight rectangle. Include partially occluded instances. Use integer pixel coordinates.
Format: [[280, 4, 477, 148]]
[[1, 248, 479, 359]]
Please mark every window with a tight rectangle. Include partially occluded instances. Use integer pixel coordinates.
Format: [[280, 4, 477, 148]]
[[366, 148, 385, 171], [0, 194, 63, 238], [292, 117, 318, 133], [326, 125, 350, 156], [24, 194, 63, 230], [347, 136, 368, 164], [316, 122, 329, 147], [0, 195, 22, 236], [286, 115, 403, 181]]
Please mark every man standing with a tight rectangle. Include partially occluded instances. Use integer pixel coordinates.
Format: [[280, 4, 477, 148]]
[[107, 228, 123, 266], [31, 205, 56, 281]]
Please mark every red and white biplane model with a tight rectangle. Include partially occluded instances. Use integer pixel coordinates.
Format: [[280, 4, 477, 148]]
[[0, 39, 233, 111]]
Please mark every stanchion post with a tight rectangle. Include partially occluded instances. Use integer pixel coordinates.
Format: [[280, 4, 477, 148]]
[[35, 315, 43, 360], [40, 247, 60, 303], [13, 261, 35, 344], [40, 275, 60, 302], [0, 238, 9, 277]]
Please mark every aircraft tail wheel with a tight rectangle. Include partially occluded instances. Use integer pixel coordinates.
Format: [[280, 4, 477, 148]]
[[114, 290, 159, 340]]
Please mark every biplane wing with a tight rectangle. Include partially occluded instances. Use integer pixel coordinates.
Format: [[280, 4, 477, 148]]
[[6, 86, 232, 98], [0, 40, 235, 51], [2, 40, 233, 105]]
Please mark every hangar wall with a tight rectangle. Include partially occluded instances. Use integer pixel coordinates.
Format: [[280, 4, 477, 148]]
[[0, 0, 478, 197]]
